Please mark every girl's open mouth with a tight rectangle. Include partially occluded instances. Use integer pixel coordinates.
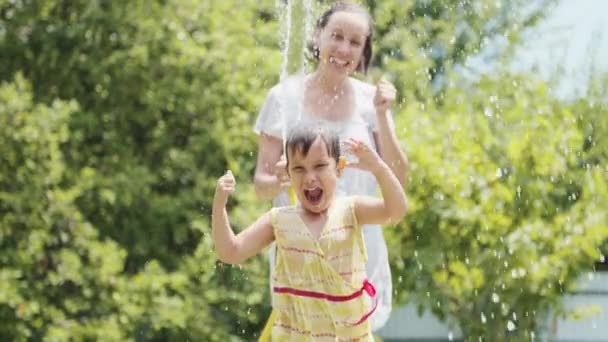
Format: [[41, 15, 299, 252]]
[[304, 188, 323, 205]]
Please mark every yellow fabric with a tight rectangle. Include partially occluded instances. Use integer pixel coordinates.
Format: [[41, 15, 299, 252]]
[[288, 187, 297, 205], [259, 186, 296, 342], [269, 197, 373, 341], [258, 309, 276, 342]]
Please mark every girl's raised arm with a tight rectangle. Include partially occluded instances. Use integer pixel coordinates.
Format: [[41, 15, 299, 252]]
[[212, 171, 275, 264], [344, 139, 408, 226]]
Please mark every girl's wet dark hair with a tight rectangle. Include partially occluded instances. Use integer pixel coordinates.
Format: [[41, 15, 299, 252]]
[[310, 2, 374, 74], [285, 124, 340, 168]]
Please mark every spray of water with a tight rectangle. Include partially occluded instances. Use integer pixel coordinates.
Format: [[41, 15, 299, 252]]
[[276, 0, 313, 154]]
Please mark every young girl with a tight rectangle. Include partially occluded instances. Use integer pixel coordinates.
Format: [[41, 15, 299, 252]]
[[213, 125, 407, 340]]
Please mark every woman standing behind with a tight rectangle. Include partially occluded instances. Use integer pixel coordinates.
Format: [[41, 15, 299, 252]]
[[254, 1, 409, 331]]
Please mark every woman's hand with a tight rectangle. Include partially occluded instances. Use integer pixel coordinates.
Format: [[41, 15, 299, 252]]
[[254, 134, 290, 199], [274, 155, 291, 190], [373, 78, 397, 116]]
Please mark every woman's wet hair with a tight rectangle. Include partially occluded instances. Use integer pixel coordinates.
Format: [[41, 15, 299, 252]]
[[285, 124, 340, 167], [310, 1, 374, 74]]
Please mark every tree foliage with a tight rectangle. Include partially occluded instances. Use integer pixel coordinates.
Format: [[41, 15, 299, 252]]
[[387, 73, 608, 339]]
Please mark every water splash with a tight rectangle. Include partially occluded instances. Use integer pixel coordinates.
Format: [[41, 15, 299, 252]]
[[276, 0, 313, 153], [492, 292, 500, 303], [506, 320, 516, 331], [276, 0, 313, 80]]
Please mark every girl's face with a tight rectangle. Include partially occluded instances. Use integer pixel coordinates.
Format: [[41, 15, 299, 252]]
[[287, 137, 340, 215], [316, 11, 369, 77]]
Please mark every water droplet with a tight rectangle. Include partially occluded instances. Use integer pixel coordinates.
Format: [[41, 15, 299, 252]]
[[516, 186, 522, 198], [492, 293, 500, 303], [481, 312, 487, 323], [507, 320, 516, 331]]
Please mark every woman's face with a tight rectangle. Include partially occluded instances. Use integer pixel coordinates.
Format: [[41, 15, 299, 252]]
[[316, 11, 369, 77]]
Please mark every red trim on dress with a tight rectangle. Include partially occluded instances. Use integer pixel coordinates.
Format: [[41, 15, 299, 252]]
[[273, 279, 377, 326]]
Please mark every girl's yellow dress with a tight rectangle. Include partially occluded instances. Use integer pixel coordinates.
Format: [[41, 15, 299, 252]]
[[270, 197, 376, 341]]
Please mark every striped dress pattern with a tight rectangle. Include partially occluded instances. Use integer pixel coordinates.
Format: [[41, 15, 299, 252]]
[[270, 197, 376, 341]]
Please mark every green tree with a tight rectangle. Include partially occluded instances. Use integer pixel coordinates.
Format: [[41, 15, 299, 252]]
[[0, 74, 131, 340], [387, 72, 608, 339], [367, 0, 553, 100], [1, 1, 279, 339]]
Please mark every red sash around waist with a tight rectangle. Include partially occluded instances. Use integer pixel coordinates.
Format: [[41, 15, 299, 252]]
[[273, 279, 377, 326]]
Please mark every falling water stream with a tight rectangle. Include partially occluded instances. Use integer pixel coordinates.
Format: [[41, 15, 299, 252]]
[[276, 0, 312, 153]]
